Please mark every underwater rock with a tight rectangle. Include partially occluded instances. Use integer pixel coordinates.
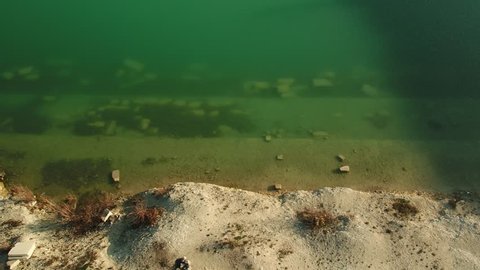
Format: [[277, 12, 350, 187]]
[[243, 80, 272, 94], [312, 78, 333, 87], [264, 135, 272, 142], [123, 58, 144, 72], [105, 121, 117, 136], [276, 154, 284, 160], [338, 165, 350, 173], [24, 73, 40, 81], [17, 66, 34, 76], [2, 71, 15, 80], [310, 130, 329, 139], [139, 118, 151, 130], [277, 78, 295, 85], [273, 184, 282, 191], [112, 170, 120, 182], [361, 84, 379, 97], [336, 154, 346, 162]]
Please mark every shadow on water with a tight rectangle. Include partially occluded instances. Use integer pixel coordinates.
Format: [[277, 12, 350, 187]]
[[348, 0, 480, 190]]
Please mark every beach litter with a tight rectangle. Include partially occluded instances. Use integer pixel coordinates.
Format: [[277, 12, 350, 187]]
[[8, 241, 36, 261]]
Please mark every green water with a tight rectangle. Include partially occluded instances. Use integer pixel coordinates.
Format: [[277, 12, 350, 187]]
[[1, 1, 480, 196]]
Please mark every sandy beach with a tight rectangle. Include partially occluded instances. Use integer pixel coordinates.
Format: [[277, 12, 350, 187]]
[[1, 182, 479, 269]]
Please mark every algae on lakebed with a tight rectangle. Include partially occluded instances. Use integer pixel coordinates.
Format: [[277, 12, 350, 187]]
[[41, 158, 113, 191]]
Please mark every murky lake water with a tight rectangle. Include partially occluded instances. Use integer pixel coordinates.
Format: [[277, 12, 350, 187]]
[[1, 1, 480, 196]]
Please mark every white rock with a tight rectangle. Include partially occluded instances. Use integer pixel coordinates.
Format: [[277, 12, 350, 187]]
[[264, 135, 272, 142], [336, 154, 346, 162], [112, 170, 120, 182], [339, 165, 350, 173], [8, 241, 36, 260], [276, 154, 284, 161]]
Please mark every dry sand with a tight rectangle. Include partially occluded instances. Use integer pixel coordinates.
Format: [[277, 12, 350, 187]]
[[1, 182, 480, 269]]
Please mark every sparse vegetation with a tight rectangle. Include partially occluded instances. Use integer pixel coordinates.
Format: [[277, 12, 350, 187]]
[[129, 198, 164, 228], [9, 184, 36, 202], [1, 219, 23, 227], [297, 208, 340, 233], [40, 192, 116, 234], [392, 198, 419, 217]]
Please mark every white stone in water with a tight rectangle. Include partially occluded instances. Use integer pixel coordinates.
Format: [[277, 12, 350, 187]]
[[123, 59, 144, 72], [274, 184, 282, 190], [310, 130, 329, 139], [252, 81, 271, 90], [112, 170, 120, 182], [276, 84, 291, 94], [361, 84, 379, 96], [264, 135, 272, 142], [277, 78, 295, 85], [139, 118, 151, 130], [8, 241, 36, 260], [339, 165, 350, 173], [312, 78, 333, 87], [24, 73, 40, 81], [2, 71, 15, 80], [336, 154, 346, 162], [276, 154, 284, 160], [17, 66, 34, 76]]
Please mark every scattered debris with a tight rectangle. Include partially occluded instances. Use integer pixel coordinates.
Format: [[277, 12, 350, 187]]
[[9, 185, 36, 203], [338, 165, 350, 173], [8, 240, 36, 261], [112, 170, 120, 182], [100, 209, 113, 223], [336, 154, 346, 162], [275, 154, 284, 161], [174, 257, 191, 270]]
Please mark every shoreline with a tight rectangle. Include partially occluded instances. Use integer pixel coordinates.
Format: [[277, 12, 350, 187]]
[[1, 182, 480, 269]]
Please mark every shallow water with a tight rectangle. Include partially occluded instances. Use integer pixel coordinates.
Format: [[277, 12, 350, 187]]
[[1, 1, 480, 196]]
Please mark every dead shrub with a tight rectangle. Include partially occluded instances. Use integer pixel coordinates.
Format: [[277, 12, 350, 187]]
[[1, 219, 23, 228], [392, 198, 419, 217], [297, 209, 339, 232], [9, 185, 36, 202], [129, 198, 164, 228], [39, 192, 116, 234]]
